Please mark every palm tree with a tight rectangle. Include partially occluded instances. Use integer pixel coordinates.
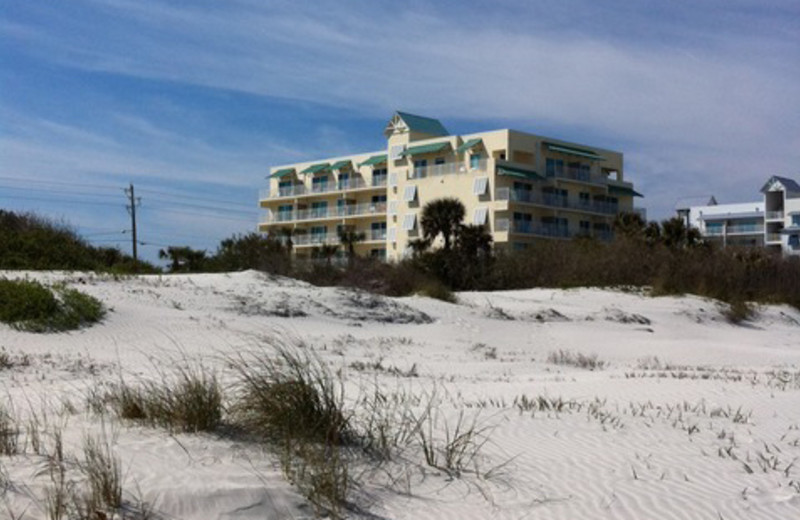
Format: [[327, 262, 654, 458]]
[[337, 228, 366, 265], [419, 198, 466, 251]]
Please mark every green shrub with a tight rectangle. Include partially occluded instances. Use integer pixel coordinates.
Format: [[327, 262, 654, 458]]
[[0, 279, 105, 332]]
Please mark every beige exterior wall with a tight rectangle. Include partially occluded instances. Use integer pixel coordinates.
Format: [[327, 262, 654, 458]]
[[258, 115, 641, 261]]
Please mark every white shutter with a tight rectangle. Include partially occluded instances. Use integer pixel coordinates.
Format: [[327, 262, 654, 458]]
[[473, 207, 488, 225], [388, 227, 397, 242], [402, 213, 417, 231], [473, 177, 489, 195], [389, 172, 399, 187], [390, 145, 405, 160], [403, 185, 418, 202], [388, 200, 399, 216]]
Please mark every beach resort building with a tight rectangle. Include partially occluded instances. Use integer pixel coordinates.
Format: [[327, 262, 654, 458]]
[[258, 112, 643, 261], [676, 176, 800, 256]]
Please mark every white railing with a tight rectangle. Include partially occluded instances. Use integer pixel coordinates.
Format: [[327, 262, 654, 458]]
[[262, 176, 385, 200], [293, 233, 341, 247], [407, 159, 488, 180], [495, 218, 613, 241], [766, 211, 784, 220], [495, 188, 618, 214], [369, 229, 387, 241], [544, 167, 606, 184], [704, 227, 725, 236], [727, 225, 764, 234], [260, 202, 387, 224]]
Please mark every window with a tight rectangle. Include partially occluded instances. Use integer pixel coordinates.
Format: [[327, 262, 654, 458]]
[[579, 192, 590, 206], [402, 213, 417, 231], [435, 157, 445, 165], [372, 195, 387, 204], [311, 201, 328, 218], [277, 205, 293, 222], [388, 201, 399, 216], [337, 172, 350, 190], [278, 181, 293, 196], [793, 215, 800, 226], [371, 221, 387, 240], [470, 154, 481, 170], [513, 212, 532, 233], [546, 158, 564, 178], [372, 168, 388, 187], [312, 175, 329, 193], [413, 159, 427, 179], [579, 220, 591, 235], [403, 185, 418, 202], [310, 226, 327, 243], [370, 249, 387, 259], [473, 207, 489, 225], [473, 177, 489, 195]]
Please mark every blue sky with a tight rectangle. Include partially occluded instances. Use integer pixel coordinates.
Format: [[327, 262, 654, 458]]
[[2, 0, 799, 263]]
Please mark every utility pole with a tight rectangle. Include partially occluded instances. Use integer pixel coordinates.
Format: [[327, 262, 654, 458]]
[[125, 183, 140, 271]]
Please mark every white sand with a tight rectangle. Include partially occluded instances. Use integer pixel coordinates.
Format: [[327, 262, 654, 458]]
[[1, 270, 798, 519]]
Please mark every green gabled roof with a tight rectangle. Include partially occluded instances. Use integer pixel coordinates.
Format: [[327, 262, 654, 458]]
[[359, 154, 387, 167], [608, 185, 644, 198], [269, 168, 295, 178], [396, 111, 449, 136], [545, 142, 604, 161], [330, 160, 352, 170], [497, 165, 543, 180], [301, 163, 330, 174], [401, 141, 451, 157], [456, 138, 483, 154]]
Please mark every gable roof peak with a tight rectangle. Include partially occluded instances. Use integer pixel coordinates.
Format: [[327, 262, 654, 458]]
[[384, 111, 449, 138]]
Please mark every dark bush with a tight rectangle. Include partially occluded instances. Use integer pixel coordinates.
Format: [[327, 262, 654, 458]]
[[0, 279, 106, 332]]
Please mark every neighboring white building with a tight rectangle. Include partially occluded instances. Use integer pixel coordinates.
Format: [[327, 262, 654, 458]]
[[676, 176, 800, 255]]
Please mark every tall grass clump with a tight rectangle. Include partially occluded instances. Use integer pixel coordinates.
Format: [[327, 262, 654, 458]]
[[0, 279, 105, 333], [104, 363, 222, 433], [547, 349, 605, 370], [79, 433, 123, 514], [229, 344, 351, 518], [0, 402, 20, 456]]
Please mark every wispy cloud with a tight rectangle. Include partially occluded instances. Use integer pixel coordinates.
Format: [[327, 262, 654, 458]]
[[1, 0, 798, 256]]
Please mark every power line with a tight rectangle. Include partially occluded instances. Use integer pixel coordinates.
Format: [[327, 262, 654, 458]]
[[0, 176, 120, 191], [147, 206, 255, 224], [0, 194, 125, 208], [137, 188, 255, 209]]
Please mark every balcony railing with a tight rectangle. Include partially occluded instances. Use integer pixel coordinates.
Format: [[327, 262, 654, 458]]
[[495, 188, 619, 214], [260, 202, 387, 224], [766, 233, 783, 243], [546, 167, 607, 184], [292, 233, 341, 247], [766, 211, 784, 220], [727, 225, 764, 235], [495, 218, 613, 241], [407, 159, 488, 179], [369, 229, 387, 241], [260, 176, 385, 200]]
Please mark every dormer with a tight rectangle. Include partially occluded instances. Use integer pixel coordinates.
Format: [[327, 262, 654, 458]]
[[384, 112, 449, 143]]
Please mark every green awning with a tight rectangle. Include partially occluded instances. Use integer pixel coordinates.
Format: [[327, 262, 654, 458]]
[[401, 141, 451, 157], [269, 168, 295, 178], [330, 160, 352, 170], [497, 165, 544, 180], [545, 142, 604, 161], [456, 138, 483, 154], [301, 163, 330, 174], [359, 154, 387, 167], [608, 185, 644, 198]]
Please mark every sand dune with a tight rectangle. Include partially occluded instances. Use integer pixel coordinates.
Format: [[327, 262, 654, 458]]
[[1, 270, 798, 519]]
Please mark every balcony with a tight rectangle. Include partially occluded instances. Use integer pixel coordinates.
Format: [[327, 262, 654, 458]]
[[495, 188, 618, 215], [766, 233, 783, 243], [260, 202, 387, 225], [495, 218, 613, 241], [727, 224, 764, 235], [369, 229, 387, 241], [407, 159, 488, 180], [547, 167, 607, 185], [260, 176, 385, 201], [292, 233, 340, 247], [766, 211, 784, 220]]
